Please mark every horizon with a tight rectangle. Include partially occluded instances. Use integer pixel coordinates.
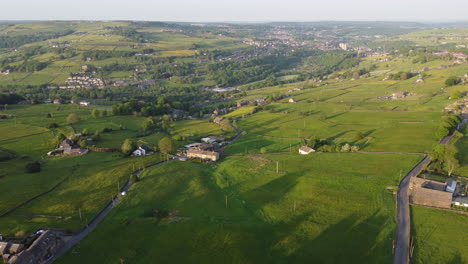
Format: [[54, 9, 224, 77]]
[[1, 0, 468, 22]]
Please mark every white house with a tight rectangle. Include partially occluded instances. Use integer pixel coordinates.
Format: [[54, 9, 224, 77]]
[[79, 101, 91, 106], [133, 147, 146, 156], [299, 146, 315, 155]]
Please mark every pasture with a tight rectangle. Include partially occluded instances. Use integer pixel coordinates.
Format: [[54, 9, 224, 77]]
[[57, 153, 421, 263]]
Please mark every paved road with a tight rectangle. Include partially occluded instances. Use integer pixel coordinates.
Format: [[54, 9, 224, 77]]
[[44, 159, 173, 264], [46, 123, 245, 263], [393, 133, 455, 264]]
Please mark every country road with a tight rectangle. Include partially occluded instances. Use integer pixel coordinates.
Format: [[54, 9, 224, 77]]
[[44, 159, 172, 264], [393, 131, 456, 264], [46, 121, 244, 263]]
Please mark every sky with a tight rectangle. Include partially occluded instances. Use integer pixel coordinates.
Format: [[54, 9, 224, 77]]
[[1, 0, 467, 22]]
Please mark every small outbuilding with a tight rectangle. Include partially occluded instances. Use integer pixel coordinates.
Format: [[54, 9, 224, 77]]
[[187, 149, 219, 162], [289, 98, 297, 103], [299, 146, 315, 155], [445, 179, 457, 193]]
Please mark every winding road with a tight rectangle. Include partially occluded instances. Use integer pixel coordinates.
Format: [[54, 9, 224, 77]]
[[393, 132, 455, 264], [45, 121, 243, 263]]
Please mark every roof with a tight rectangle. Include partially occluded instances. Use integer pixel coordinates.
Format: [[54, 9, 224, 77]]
[[187, 149, 218, 157], [299, 146, 314, 153]]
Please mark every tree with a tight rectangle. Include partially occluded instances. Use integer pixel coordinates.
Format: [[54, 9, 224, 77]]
[[141, 117, 155, 132], [158, 137, 176, 153], [341, 144, 351, 152], [444, 145, 459, 176], [445, 76, 460, 87], [450, 90, 462, 99], [78, 139, 88, 148], [121, 139, 136, 155], [260, 147, 267, 154], [220, 119, 233, 132], [82, 128, 89, 135], [56, 133, 66, 143], [91, 109, 100, 119], [25, 161, 41, 173], [400, 72, 409, 80], [130, 174, 139, 184], [66, 113, 80, 124], [308, 136, 320, 148], [352, 131, 364, 141], [101, 110, 108, 117], [436, 126, 450, 140]]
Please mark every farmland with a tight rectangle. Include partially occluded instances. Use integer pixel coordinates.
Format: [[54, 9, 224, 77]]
[[58, 153, 422, 264], [1, 21, 468, 264]]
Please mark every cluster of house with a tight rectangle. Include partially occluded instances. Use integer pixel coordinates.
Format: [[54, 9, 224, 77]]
[[182, 136, 227, 162], [236, 97, 267, 108], [445, 98, 468, 115], [0, 230, 69, 264], [49, 133, 88, 156], [204, 86, 236, 93], [433, 50, 468, 61], [63, 75, 105, 89], [409, 177, 468, 209], [287, 87, 304, 93], [43, 99, 90, 106], [378, 92, 416, 100]]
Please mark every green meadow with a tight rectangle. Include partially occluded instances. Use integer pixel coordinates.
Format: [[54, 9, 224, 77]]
[[58, 153, 421, 264]]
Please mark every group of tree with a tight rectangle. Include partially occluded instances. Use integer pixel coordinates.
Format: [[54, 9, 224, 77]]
[[82, 50, 136, 61], [445, 76, 461, 87], [388, 71, 415, 80], [121, 136, 175, 156], [141, 115, 174, 134], [91, 109, 108, 119], [435, 114, 462, 140], [0, 93, 23, 104], [0, 30, 74, 48], [429, 142, 460, 176]]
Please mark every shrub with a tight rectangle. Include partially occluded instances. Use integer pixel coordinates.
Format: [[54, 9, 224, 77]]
[[25, 161, 41, 173], [47, 122, 58, 128], [445, 76, 460, 87], [260, 147, 267, 154]]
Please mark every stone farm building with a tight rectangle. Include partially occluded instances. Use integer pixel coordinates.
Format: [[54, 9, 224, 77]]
[[299, 146, 315, 155], [187, 149, 219, 162], [409, 177, 453, 209]]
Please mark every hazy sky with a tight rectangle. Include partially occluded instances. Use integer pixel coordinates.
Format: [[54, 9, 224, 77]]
[[1, 0, 467, 22]]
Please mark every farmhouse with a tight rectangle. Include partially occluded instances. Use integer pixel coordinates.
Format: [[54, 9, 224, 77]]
[[53, 99, 62, 104], [409, 177, 453, 209], [132, 146, 149, 156], [213, 117, 224, 124], [299, 146, 315, 155], [187, 149, 219, 162], [201, 135, 223, 144], [59, 139, 73, 150], [392, 92, 406, 99], [237, 100, 253, 108], [8, 230, 68, 264], [63, 148, 88, 156], [0, 241, 24, 261], [79, 101, 90, 106]]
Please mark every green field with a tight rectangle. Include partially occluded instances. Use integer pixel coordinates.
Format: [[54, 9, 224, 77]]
[[411, 206, 468, 264], [58, 153, 421, 263]]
